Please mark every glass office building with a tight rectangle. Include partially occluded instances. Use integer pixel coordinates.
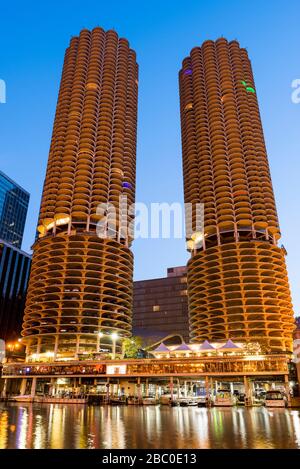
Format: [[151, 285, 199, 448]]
[[0, 240, 31, 342], [0, 170, 30, 249]]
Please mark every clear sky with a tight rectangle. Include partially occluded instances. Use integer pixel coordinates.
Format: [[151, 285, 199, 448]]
[[0, 0, 299, 314]]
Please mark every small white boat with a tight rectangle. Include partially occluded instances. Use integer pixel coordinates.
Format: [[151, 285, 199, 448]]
[[9, 395, 34, 403], [265, 390, 287, 408], [142, 396, 158, 405]]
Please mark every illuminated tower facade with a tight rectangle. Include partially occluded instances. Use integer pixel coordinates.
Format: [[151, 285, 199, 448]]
[[22, 28, 138, 359], [179, 38, 294, 352]]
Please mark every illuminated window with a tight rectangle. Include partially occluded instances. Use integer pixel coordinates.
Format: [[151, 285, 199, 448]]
[[153, 305, 160, 312], [181, 290, 188, 296]]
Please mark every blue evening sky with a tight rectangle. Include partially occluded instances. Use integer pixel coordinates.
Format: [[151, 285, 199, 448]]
[[0, 0, 299, 314]]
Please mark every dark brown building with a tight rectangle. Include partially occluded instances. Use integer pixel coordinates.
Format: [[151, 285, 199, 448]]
[[133, 267, 189, 343]]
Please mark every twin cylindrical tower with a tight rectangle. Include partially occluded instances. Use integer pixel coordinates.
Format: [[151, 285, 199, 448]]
[[22, 28, 138, 359], [21, 30, 294, 360], [179, 38, 294, 351]]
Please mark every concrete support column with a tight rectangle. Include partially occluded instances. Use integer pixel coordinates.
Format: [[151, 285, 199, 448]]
[[31, 378, 37, 398], [36, 338, 42, 354], [184, 381, 187, 398], [1, 378, 8, 398], [215, 380, 218, 394], [75, 335, 80, 358], [284, 374, 291, 407], [20, 378, 27, 395], [50, 378, 56, 396], [205, 376, 211, 405], [145, 379, 149, 397], [177, 379, 180, 400], [244, 376, 252, 406], [96, 335, 100, 353], [54, 335, 59, 360], [170, 377, 174, 401], [209, 378, 214, 403], [106, 378, 110, 402], [137, 377, 141, 401]]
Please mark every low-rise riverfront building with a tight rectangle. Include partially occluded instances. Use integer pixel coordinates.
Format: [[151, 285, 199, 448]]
[[0, 339, 293, 406]]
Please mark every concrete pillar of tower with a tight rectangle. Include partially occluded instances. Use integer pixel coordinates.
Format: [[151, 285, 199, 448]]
[[50, 378, 56, 396], [177, 379, 180, 400], [209, 378, 214, 403], [145, 379, 149, 397], [75, 335, 80, 358], [284, 374, 291, 407], [106, 378, 110, 402], [137, 377, 141, 400], [20, 378, 27, 395], [230, 382, 234, 394], [184, 381, 187, 398], [215, 380, 218, 394], [205, 376, 210, 406], [244, 376, 252, 406], [154, 384, 158, 400], [170, 377, 174, 401], [54, 335, 59, 360], [36, 338, 42, 354], [96, 334, 100, 353], [31, 378, 37, 398], [1, 378, 8, 398]]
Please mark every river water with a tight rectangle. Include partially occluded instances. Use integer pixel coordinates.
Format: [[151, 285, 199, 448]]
[[0, 403, 300, 449]]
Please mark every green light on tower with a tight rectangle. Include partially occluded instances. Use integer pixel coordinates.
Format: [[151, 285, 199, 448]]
[[240, 80, 256, 94]]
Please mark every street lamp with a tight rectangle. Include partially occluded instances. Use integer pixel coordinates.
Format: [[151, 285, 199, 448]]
[[111, 332, 118, 359]]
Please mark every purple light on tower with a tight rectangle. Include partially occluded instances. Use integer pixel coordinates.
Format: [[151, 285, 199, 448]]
[[184, 69, 192, 76], [122, 182, 132, 189]]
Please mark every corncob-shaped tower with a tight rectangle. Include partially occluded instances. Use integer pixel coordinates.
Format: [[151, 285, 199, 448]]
[[179, 38, 294, 351], [22, 27, 138, 359]]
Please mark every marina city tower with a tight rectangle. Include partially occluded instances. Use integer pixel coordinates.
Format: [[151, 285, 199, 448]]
[[22, 28, 138, 359], [179, 38, 294, 352]]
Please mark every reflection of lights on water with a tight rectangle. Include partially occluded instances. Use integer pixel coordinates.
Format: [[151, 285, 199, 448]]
[[291, 411, 300, 447], [0, 411, 8, 448], [17, 406, 28, 448], [236, 408, 246, 446], [49, 405, 66, 449], [1, 404, 300, 449], [34, 414, 44, 449], [102, 406, 126, 449], [195, 409, 209, 448]]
